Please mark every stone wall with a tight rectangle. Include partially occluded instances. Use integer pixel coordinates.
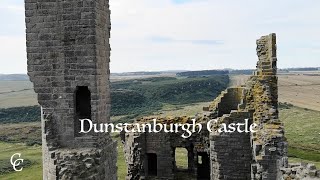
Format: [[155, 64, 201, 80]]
[[121, 117, 210, 180], [25, 0, 117, 179], [210, 111, 252, 180], [206, 87, 244, 117], [245, 34, 287, 180]]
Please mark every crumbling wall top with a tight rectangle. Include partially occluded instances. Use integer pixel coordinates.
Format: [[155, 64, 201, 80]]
[[255, 33, 277, 76]]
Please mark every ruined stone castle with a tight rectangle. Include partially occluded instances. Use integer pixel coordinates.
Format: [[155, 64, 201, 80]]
[[121, 34, 319, 180], [24, 0, 319, 180], [121, 33, 286, 180]]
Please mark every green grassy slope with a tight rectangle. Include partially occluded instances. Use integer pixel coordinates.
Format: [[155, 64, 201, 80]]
[[0, 142, 42, 180], [0, 81, 37, 109], [280, 106, 320, 165]]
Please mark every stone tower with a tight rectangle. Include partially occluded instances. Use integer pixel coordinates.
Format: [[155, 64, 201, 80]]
[[248, 33, 287, 179], [25, 0, 117, 179]]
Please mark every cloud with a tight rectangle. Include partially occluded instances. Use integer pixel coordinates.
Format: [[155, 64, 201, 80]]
[[0, 0, 24, 13], [0, 0, 25, 37], [0, 0, 320, 73], [0, 36, 27, 74], [171, 0, 193, 4], [109, 0, 320, 72], [148, 36, 223, 45], [170, 0, 207, 5], [0, 1, 26, 73]]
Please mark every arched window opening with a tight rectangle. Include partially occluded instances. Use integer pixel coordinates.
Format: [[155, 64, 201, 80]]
[[74, 86, 91, 137]]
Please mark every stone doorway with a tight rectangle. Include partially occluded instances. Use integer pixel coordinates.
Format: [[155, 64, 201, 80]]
[[197, 152, 210, 180], [74, 86, 91, 137], [147, 153, 157, 176], [174, 147, 196, 180]]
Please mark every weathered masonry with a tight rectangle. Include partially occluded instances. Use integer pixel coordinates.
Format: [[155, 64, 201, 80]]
[[25, 0, 117, 179], [121, 34, 320, 180]]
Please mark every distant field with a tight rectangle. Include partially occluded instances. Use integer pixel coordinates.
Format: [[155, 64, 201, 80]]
[[0, 75, 175, 108], [278, 74, 320, 111], [229, 75, 251, 87], [230, 73, 320, 111], [3, 72, 320, 111], [153, 102, 211, 117], [0, 76, 229, 125], [111, 73, 176, 82], [0, 81, 37, 108]]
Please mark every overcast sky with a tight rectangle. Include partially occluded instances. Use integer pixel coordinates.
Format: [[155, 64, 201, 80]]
[[0, 0, 319, 73]]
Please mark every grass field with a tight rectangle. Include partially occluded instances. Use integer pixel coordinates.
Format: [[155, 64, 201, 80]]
[[278, 74, 320, 111], [280, 106, 320, 167], [0, 135, 125, 180], [0, 142, 42, 180], [0, 122, 41, 144]]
